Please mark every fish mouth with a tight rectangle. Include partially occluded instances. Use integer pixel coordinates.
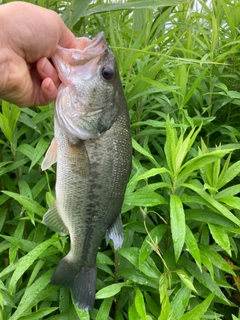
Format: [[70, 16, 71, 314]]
[[53, 32, 108, 69], [75, 32, 105, 51]]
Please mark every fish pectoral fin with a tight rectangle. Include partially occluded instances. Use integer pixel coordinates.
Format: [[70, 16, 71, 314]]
[[41, 138, 58, 171], [106, 214, 124, 250], [42, 202, 69, 236]]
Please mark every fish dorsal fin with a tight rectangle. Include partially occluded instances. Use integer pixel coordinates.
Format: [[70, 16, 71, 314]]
[[106, 214, 124, 250], [41, 138, 58, 171], [42, 202, 69, 236]]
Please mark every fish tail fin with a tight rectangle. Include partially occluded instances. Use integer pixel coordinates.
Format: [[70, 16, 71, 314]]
[[51, 255, 97, 312]]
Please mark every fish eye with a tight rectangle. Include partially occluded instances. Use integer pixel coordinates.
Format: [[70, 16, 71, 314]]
[[101, 66, 114, 80]]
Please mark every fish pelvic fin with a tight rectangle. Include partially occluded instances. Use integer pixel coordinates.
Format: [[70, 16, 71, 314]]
[[51, 256, 97, 312], [106, 214, 124, 250], [41, 138, 58, 171], [42, 202, 69, 236]]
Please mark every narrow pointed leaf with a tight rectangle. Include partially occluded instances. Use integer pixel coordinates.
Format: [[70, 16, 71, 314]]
[[179, 291, 215, 320], [208, 224, 231, 256], [95, 283, 128, 299], [170, 194, 185, 262], [185, 225, 201, 270], [135, 287, 147, 320], [1, 191, 46, 217], [9, 239, 56, 295], [175, 270, 197, 293]]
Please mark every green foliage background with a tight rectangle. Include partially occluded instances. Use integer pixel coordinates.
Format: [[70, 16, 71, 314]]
[[1, 0, 240, 319]]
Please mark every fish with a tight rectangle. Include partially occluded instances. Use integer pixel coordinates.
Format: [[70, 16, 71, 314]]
[[41, 32, 132, 312]]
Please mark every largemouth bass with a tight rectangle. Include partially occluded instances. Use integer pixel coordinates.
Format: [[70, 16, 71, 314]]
[[41, 32, 132, 311]]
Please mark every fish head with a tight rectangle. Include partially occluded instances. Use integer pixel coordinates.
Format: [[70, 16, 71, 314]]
[[52, 33, 125, 140]]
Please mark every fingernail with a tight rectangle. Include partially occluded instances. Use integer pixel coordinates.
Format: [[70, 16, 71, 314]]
[[45, 78, 55, 94], [41, 57, 53, 76]]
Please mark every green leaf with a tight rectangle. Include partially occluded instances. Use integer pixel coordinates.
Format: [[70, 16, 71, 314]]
[[0, 158, 29, 176], [215, 184, 240, 198], [119, 269, 158, 289], [170, 285, 191, 319], [119, 247, 160, 279], [175, 126, 202, 175], [178, 149, 234, 182], [158, 273, 170, 320], [164, 116, 177, 173], [175, 270, 197, 293], [170, 194, 185, 262], [181, 182, 240, 227], [95, 297, 114, 320], [208, 224, 231, 256], [97, 252, 114, 265], [185, 208, 236, 228], [183, 68, 208, 105], [217, 160, 240, 189], [17, 144, 35, 160], [124, 188, 167, 207], [84, 1, 187, 17], [29, 138, 49, 171], [9, 239, 56, 295], [129, 304, 141, 320], [217, 196, 240, 210], [1, 191, 46, 217], [32, 177, 48, 199], [62, 0, 92, 27], [185, 225, 201, 270], [19, 179, 32, 199], [73, 301, 90, 320], [135, 287, 147, 320], [18, 113, 39, 131], [180, 256, 231, 305], [1, 101, 21, 142], [130, 167, 170, 183], [95, 283, 129, 299], [0, 113, 12, 142], [200, 244, 234, 275], [132, 138, 159, 167], [0, 235, 36, 253], [200, 250, 214, 281], [18, 308, 58, 320], [144, 292, 160, 318], [9, 269, 55, 320], [227, 90, 240, 99], [179, 291, 215, 320], [0, 281, 16, 308]]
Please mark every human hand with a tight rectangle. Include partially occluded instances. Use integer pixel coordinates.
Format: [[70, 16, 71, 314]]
[[0, 1, 77, 107]]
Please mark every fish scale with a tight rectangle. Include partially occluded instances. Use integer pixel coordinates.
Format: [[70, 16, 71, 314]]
[[41, 32, 131, 311]]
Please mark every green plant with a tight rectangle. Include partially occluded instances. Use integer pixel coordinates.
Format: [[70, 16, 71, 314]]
[[1, 0, 240, 319]]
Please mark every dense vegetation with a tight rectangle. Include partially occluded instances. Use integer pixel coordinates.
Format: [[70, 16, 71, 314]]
[[1, 0, 240, 319]]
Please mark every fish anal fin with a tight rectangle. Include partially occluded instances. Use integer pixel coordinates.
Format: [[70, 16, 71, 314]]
[[106, 214, 124, 250], [41, 138, 58, 171], [51, 255, 97, 312], [42, 202, 68, 236]]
